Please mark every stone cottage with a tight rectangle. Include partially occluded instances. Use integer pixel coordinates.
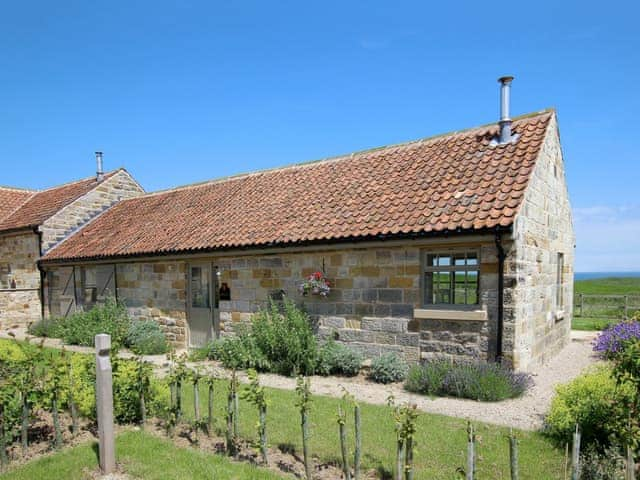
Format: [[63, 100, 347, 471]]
[[37, 80, 574, 371], [0, 166, 144, 328]]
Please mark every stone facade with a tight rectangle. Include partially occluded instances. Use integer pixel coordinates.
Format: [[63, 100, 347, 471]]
[[0, 232, 41, 328], [506, 115, 574, 370], [40, 170, 144, 253], [214, 244, 502, 363], [44, 238, 507, 363], [115, 262, 187, 345]]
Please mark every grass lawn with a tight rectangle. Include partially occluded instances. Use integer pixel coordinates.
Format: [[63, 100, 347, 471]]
[[178, 379, 564, 480], [571, 316, 612, 331], [1, 430, 285, 480]]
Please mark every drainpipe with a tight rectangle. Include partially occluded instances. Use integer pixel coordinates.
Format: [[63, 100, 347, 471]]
[[494, 229, 507, 363], [35, 227, 46, 320]]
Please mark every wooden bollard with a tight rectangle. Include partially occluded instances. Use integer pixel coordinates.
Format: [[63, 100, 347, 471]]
[[95, 334, 116, 474], [571, 424, 581, 480]]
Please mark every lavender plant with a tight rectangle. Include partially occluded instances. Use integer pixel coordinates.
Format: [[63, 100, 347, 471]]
[[593, 320, 640, 358], [405, 359, 531, 401]]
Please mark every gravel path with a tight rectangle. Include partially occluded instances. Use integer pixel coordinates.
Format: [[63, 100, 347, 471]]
[[1, 328, 599, 431], [232, 331, 600, 431]]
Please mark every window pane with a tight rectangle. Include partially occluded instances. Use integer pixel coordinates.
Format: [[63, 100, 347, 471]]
[[454, 271, 466, 304], [453, 254, 467, 266], [425, 272, 434, 304], [556, 253, 564, 309], [434, 271, 451, 303], [191, 266, 210, 308], [467, 271, 478, 304], [466, 254, 478, 266], [427, 254, 437, 267], [437, 255, 451, 267]]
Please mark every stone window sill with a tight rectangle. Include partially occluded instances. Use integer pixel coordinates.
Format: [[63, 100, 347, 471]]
[[414, 308, 487, 322]]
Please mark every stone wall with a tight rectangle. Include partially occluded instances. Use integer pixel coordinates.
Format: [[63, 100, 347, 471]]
[[40, 170, 144, 253], [215, 242, 501, 363], [115, 262, 188, 346], [508, 114, 574, 370], [0, 232, 41, 328], [44, 239, 504, 362]]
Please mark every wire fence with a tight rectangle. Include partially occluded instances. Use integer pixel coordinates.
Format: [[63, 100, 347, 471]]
[[574, 294, 640, 320]]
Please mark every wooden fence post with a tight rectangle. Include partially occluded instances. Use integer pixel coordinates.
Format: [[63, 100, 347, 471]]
[[95, 334, 116, 475], [509, 429, 519, 480], [571, 424, 581, 480], [467, 422, 475, 480], [579, 294, 584, 317]]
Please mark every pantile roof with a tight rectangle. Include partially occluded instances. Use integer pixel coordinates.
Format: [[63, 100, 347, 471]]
[[42, 111, 554, 263], [0, 187, 35, 223], [0, 171, 118, 233]]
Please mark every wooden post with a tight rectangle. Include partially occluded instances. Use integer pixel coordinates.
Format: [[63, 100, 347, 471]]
[[354, 404, 361, 480], [0, 403, 8, 469], [624, 295, 629, 319], [95, 334, 116, 475], [571, 425, 581, 480], [579, 293, 584, 317], [207, 381, 214, 436], [338, 406, 351, 480], [467, 422, 475, 480], [509, 429, 519, 480]]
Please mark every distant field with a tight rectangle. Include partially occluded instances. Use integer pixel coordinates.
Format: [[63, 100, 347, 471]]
[[572, 276, 640, 330], [574, 276, 640, 295]]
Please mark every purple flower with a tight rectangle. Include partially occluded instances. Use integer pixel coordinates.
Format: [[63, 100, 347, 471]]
[[593, 321, 640, 358]]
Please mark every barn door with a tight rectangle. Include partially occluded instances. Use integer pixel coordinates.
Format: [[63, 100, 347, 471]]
[[59, 267, 76, 317], [96, 265, 116, 301]]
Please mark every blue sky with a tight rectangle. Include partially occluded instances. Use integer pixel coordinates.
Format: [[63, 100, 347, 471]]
[[1, 1, 638, 272]]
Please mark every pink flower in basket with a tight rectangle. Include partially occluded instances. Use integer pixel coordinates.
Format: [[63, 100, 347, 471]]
[[299, 271, 331, 297]]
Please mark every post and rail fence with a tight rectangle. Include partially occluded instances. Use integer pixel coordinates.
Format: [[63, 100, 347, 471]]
[[574, 294, 640, 320]]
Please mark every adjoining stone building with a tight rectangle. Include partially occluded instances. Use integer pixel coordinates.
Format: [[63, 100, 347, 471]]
[[0, 168, 144, 329], [37, 99, 575, 370]]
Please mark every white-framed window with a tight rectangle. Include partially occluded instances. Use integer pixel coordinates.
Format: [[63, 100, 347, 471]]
[[556, 253, 565, 310], [423, 251, 479, 306]]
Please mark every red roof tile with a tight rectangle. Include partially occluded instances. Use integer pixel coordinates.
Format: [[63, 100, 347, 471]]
[[0, 187, 34, 223], [43, 111, 554, 262], [0, 171, 118, 233]]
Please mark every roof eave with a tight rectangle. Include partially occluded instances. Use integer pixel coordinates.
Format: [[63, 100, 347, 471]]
[[39, 224, 513, 266]]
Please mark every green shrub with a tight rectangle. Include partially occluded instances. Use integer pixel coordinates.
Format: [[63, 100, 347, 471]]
[[27, 318, 64, 338], [204, 301, 318, 376], [579, 445, 627, 480], [545, 366, 635, 447], [125, 320, 168, 355], [111, 357, 168, 423], [45, 298, 131, 349], [189, 341, 214, 361], [403, 358, 531, 401], [316, 340, 362, 377], [369, 353, 408, 384], [210, 335, 270, 371], [249, 300, 318, 376]]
